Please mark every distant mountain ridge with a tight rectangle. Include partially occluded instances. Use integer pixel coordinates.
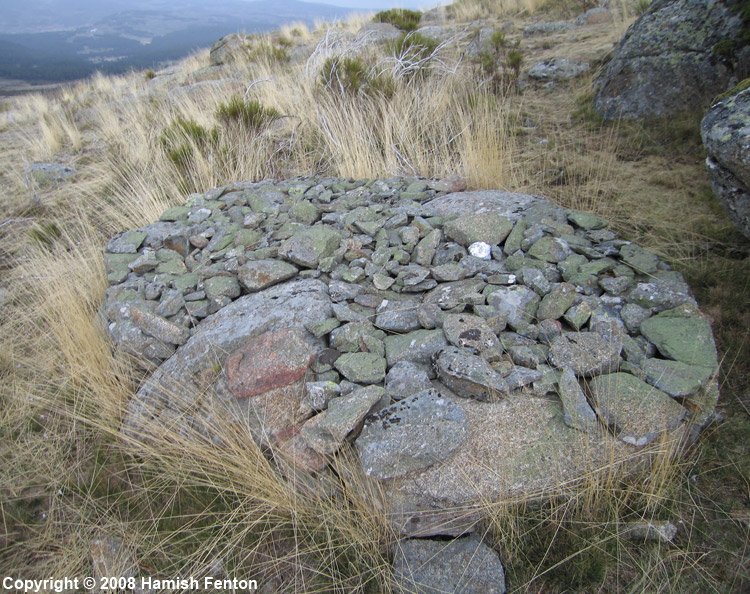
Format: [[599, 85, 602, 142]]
[[0, 0, 359, 84]]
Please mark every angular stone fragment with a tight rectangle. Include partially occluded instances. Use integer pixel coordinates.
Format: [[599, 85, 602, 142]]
[[567, 210, 608, 230], [424, 278, 486, 310], [642, 358, 714, 397], [548, 332, 621, 377], [301, 386, 385, 455], [384, 329, 448, 370], [224, 327, 316, 398], [392, 535, 506, 594], [588, 373, 686, 446], [619, 243, 659, 274], [130, 306, 190, 345], [537, 282, 577, 321], [487, 285, 540, 330], [528, 236, 572, 263], [305, 317, 340, 338], [557, 368, 599, 433], [430, 262, 468, 282], [330, 321, 385, 353], [640, 311, 718, 369], [442, 313, 503, 360], [385, 361, 433, 401], [563, 301, 593, 331], [435, 347, 509, 400], [628, 275, 696, 312], [375, 298, 422, 332], [356, 389, 468, 479], [443, 212, 513, 247], [278, 226, 341, 268], [334, 352, 387, 384], [204, 276, 240, 300], [238, 259, 298, 291], [414, 228, 442, 266], [504, 365, 543, 390], [620, 303, 651, 333], [106, 230, 147, 254]]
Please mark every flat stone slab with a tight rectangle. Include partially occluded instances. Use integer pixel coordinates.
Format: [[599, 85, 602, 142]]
[[371, 391, 632, 537], [640, 311, 718, 369], [237, 259, 298, 291], [225, 327, 315, 399], [392, 535, 506, 594], [548, 332, 622, 377], [642, 358, 714, 397], [121, 279, 331, 438], [588, 373, 687, 446], [355, 389, 468, 480]]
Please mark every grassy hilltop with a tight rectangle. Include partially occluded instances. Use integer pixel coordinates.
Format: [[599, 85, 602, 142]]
[[0, 1, 748, 591]]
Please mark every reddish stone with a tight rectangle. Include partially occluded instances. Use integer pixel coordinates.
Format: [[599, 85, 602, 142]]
[[225, 327, 315, 398]]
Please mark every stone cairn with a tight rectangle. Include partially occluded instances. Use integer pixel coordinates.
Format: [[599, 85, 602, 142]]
[[103, 176, 719, 592]]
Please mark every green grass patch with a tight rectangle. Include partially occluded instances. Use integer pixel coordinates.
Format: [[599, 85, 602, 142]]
[[374, 8, 422, 31], [215, 96, 281, 132]]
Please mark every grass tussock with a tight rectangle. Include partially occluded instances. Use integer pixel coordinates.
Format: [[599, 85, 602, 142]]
[[0, 5, 748, 592]]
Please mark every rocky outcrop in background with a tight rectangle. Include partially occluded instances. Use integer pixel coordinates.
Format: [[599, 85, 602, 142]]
[[702, 85, 750, 239], [594, 0, 749, 119]]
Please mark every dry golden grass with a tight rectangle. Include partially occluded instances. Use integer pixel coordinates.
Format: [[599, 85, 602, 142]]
[[0, 3, 748, 592]]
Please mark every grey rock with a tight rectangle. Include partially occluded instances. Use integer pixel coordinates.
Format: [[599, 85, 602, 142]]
[[424, 279, 486, 310], [504, 365, 543, 390], [434, 347, 509, 400], [334, 352, 387, 384], [588, 373, 687, 446], [557, 368, 599, 432], [330, 321, 385, 353], [528, 58, 589, 81], [278, 226, 341, 268], [621, 303, 652, 333], [355, 389, 468, 480], [548, 332, 621, 377], [575, 7, 612, 26], [642, 358, 714, 397], [702, 88, 750, 239], [392, 535, 506, 594], [375, 298, 421, 332], [640, 311, 718, 369], [523, 21, 573, 36], [593, 0, 746, 120], [628, 275, 696, 312], [443, 212, 513, 247], [385, 329, 448, 371], [386, 361, 433, 401], [537, 282, 577, 321], [26, 162, 75, 187], [237, 259, 298, 291], [487, 285, 540, 330], [209, 33, 245, 65], [121, 280, 331, 438], [301, 386, 385, 455], [130, 306, 189, 346], [442, 313, 503, 360]]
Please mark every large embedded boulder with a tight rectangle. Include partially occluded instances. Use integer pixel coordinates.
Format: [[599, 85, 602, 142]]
[[701, 86, 750, 239], [594, 0, 750, 120]]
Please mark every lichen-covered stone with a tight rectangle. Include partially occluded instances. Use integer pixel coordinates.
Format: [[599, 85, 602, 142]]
[[355, 389, 468, 480], [588, 373, 687, 446], [593, 0, 748, 120], [640, 311, 718, 369], [702, 87, 750, 239]]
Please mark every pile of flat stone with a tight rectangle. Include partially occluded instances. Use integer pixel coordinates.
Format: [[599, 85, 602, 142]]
[[103, 176, 719, 591]]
